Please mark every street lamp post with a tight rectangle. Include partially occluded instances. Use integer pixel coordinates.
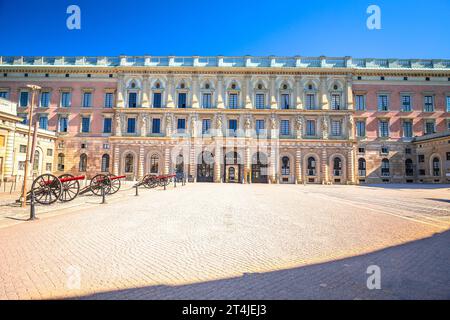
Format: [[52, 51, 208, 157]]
[[21, 84, 41, 208]]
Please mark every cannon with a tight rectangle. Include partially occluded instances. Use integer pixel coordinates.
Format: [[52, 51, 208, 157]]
[[134, 173, 176, 189], [78, 174, 124, 196], [18, 173, 86, 205]]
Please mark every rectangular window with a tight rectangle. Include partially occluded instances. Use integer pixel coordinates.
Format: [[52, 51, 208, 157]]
[[58, 116, 68, 133], [19, 91, 29, 107], [281, 94, 290, 109], [418, 155, 425, 163], [356, 121, 366, 137], [47, 149, 53, 157], [18, 161, 25, 171], [81, 117, 90, 133], [355, 95, 365, 111], [202, 119, 211, 134], [228, 119, 237, 136], [256, 120, 265, 136], [425, 120, 435, 135], [128, 92, 137, 108], [177, 118, 186, 132], [61, 92, 71, 107], [39, 115, 48, 130], [447, 152, 450, 161], [306, 120, 316, 136], [152, 118, 161, 134], [202, 93, 212, 108], [40, 92, 50, 107], [331, 120, 342, 136], [228, 93, 238, 109], [0, 91, 8, 99], [19, 145, 27, 153], [46, 163, 52, 171], [378, 95, 389, 111], [403, 120, 413, 138], [255, 94, 265, 109], [103, 118, 112, 133], [104, 93, 114, 108], [306, 94, 315, 110], [424, 96, 434, 112], [83, 92, 92, 107], [153, 92, 162, 108], [280, 120, 290, 136], [447, 96, 450, 112], [401, 95, 412, 112], [178, 93, 187, 108], [127, 118, 136, 133], [379, 120, 389, 137], [331, 94, 341, 110]]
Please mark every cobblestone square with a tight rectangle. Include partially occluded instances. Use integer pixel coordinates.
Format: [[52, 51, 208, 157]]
[[0, 183, 449, 300]]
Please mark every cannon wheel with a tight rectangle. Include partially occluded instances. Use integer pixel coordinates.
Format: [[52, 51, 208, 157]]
[[58, 174, 80, 202], [143, 174, 158, 189], [107, 173, 121, 195], [31, 174, 62, 205], [158, 177, 171, 187], [90, 174, 111, 196]]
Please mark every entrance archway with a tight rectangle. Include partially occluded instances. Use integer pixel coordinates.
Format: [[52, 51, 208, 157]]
[[224, 151, 242, 183], [251, 152, 268, 183], [197, 151, 214, 182]]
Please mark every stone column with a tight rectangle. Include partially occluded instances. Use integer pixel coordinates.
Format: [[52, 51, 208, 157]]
[[217, 75, 225, 109], [192, 75, 200, 108], [347, 148, 355, 184], [3, 131, 15, 178], [114, 114, 122, 137], [321, 149, 328, 184], [295, 76, 303, 110], [166, 75, 175, 108], [244, 75, 252, 109], [320, 76, 329, 110], [116, 75, 125, 108], [270, 146, 277, 183], [270, 75, 277, 109], [346, 75, 354, 110], [141, 78, 149, 107], [138, 146, 145, 180], [244, 146, 251, 184], [295, 149, 302, 184], [164, 148, 170, 174], [113, 146, 120, 175], [189, 145, 196, 182], [140, 114, 147, 137], [214, 143, 222, 183]]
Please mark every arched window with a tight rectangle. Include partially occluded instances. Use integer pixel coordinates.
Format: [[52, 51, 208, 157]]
[[358, 158, 366, 177], [124, 153, 134, 173], [433, 157, 440, 176], [33, 150, 40, 171], [150, 154, 159, 174], [405, 159, 414, 177], [57, 153, 65, 171], [333, 157, 342, 176], [307, 157, 316, 176], [101, 154, 110, 172], [79, 153, 87, 172], [381, 159, 390, 177], [281, 156, 290, 175]]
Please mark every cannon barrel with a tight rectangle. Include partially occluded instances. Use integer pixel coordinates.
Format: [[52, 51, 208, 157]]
[[59, 175, 86, 183], [110, 175, 126, 181]]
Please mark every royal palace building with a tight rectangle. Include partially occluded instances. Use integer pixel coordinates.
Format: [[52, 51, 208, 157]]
[[0, 55, 450, 184]]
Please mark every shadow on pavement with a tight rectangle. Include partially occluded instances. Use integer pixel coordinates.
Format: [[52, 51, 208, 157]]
[[360, 184, 450, 190], [72, 230, 450, 300]]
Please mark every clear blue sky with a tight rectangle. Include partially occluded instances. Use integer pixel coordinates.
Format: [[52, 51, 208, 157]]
[[0, 0, 449, 58]]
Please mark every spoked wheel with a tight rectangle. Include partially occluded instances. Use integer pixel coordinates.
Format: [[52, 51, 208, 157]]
[[58, 174, 80, 202], [158, 177, 171, 187], [143, 174, 158, 189], [31, 174, 62, 205], [90, 174, 111, 196], [107, 173, 121, 195]]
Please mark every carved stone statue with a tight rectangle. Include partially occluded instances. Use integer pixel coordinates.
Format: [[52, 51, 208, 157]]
[[296, 116, 303, 131], [321, 116, 329, 139], [270, 116, 277, 130], [216, 114, 223, 129], [348, 114, 354, 138], [140, 114, 147, 136], [114, 114, 121, 136], [244, 117, 251, 130], [165, 114, 173, 135], [190, 116, 197, 137]]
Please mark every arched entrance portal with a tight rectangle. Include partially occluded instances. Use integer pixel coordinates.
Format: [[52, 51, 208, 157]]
[[197, 151, 214, 182], [252, 152, 268, 183], [224, 151, 242, 183]]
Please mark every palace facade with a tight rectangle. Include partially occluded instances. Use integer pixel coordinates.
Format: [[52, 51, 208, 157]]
[[0, 55, 449, 184]]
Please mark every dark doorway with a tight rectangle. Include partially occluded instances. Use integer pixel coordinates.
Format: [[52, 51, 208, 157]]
[[197, 151, 214, 182], [252, 152, 268, 183]]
